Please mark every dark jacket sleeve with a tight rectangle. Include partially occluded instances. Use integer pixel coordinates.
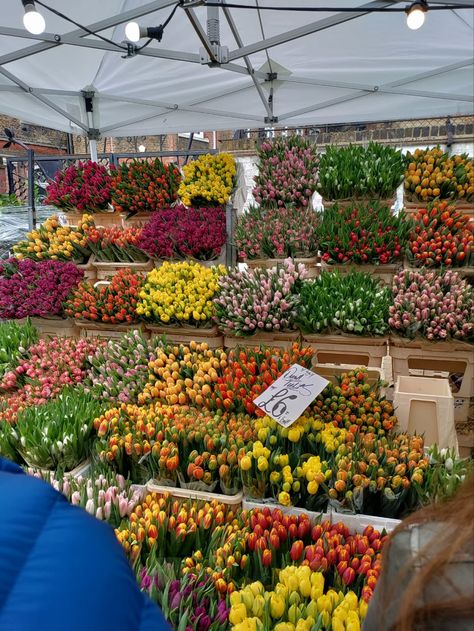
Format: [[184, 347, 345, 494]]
[[0, 457, 169, 631]]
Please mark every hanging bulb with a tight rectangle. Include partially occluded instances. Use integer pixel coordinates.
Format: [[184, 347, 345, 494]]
[[22, 1, 46, 35], [406, 1, 428, 30], [125, 21, 142, 43]]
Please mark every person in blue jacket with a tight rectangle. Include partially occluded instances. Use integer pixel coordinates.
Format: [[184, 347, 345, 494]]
[[0, 457, 169, 631]]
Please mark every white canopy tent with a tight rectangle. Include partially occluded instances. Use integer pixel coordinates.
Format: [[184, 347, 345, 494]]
[[0, 0, 473, 142]]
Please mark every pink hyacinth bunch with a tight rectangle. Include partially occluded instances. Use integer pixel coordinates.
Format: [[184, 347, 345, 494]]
[[214, 258, 307, 335], [235, 205, 318, 260], [389, 269, 474, 340], [0, 337, 103, 424], [253, 136, 319, 208], [45, 160, 112, 212]]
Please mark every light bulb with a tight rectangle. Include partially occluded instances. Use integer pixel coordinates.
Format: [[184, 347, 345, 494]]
[[125, 21, 141, 43], [406, 2, 427, 30], [23, 5, 46, 35], [138, 144, 146, 153]]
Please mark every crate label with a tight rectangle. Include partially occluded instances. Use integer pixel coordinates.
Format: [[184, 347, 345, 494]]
[[254, 364, 329, 427]]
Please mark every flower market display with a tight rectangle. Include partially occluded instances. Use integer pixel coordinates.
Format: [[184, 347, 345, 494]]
[[407, 200, 473, 268], [64, 268, 143, 324], [404, 147, 474, 203], [178, 153, 236, 207], [137, 261, 224, 326], [111, 158, 181, 214], [138, 205, 226, 261], [318, 201, 410, 266], [1, 142, 474, 631], [235, 206, 319, 262], [45, 160, 113, 213], [318, 143, 405, 202], [252, 136, 319, 208]]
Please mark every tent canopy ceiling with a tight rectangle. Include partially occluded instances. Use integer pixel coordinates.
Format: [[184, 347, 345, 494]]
[[0, 0, 473, 137]]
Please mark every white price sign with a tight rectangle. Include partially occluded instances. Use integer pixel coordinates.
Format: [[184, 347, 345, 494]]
[[253, 364, 329, 428]]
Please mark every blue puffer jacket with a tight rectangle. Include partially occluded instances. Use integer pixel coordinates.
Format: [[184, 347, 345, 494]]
[[0, 457, 168, 631]]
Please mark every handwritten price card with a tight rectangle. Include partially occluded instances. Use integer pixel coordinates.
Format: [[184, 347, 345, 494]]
[[253, 364, 329, 428]]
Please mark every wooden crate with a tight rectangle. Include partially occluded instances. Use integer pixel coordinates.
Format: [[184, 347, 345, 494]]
[[403, 200, 474, 218], [120, 212, 154, 227], [319, 262, 400, 285], [322, 198, 395, 208], [29, 317, 78, 339], [390, 336, 474, 399], [75, 256, 97, 282], [75, 320, 145, 340], [402, 262, 474, 280], [92, 258, 154, 280], [62, 210, 123, 227], [245, 257, 319, 278], [154, 247, 227, 270], [146, 324, 224, 348], [224, 330, 300, 350], [302, 333, 389, 368]]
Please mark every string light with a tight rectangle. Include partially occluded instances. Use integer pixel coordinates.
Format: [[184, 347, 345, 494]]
[[406, 1, 428, 30], [22, 0, 46, 35]]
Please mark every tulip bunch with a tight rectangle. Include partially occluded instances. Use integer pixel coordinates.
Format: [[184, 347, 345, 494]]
[[421, 445, 474, 505], [111, 159, 181, 213], [115, 492, 239, 565], [13, 214, 95, 263], [45, 160, 113, 212], [0, 387, 104, 470], [64, 268, 142, 323], [83, 330, 162, 404], [137, 261, 224, 326], [0, 319, 38, 383], [142, 563, 229, 631], [319, 202, 410, 265], [86, 225, 149, 262], [318, 143, 405, 201], [298, 271, 391, 336], [404, 147, 474, 202], [253, 137, 319, 208], [138, 205, 227, 261], [0, 337, 100, 424], [407, 201, 473, 267], [235, 206, 319, 260], [389, 269, 474, 340], [212, 345, 314, 416], [178, 153, 236, 207], [27, 468, 143, 528], [0, 258, 83, 319], [214, 259, 306, 336]]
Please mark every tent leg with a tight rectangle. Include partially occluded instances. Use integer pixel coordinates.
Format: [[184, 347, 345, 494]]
[[89, 139, 98, 161], [27, 149, 36, 230]]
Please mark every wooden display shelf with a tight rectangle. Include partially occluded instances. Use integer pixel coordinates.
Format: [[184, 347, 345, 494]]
[[319, 261, 401, 285], [302, 333, 389, 368], [403, 200, 474, 218], [75, 320, 145, 340], [154, 247, 227, 270], [62, 210, 124, 227], [145, 323, 224, 348], [322, 198, 395, 208], [224, 330, 300, 350], [75, 256, 97, 282], [27, 316, 78, 339], [92, 258, 154, 280], [244, 256, 319, 278]]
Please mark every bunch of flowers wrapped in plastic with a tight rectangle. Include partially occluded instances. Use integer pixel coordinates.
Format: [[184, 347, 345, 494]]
[[0, 258, 83, 319], [111, 159, 181, 214], [178, 153, 236, 207], [138, 205, 226, 261], [64, 268, 142, 324], [214, 259, 306, 336], [389, 268, 474, 340], [86, 225, 148, 262], [235, 206, 319, 260], [0, 319, 38, 382], [13, 214, 94, 262], [253, 136, 319, 208], [137, 261, 224, 326], [45, 160, 112, 212]]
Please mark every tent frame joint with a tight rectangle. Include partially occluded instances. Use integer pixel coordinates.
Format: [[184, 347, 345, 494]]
[[266, 72, 278, 82], [265, 116, 279, 124], [88, 128, 101, 140]]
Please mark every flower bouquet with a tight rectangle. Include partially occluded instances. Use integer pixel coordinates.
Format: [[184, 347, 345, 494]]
[[407, 200, 473, 268], [111, 158, 181, 214], [214, 258, 306, 337], [138, 205, 226, 262], [235, 205, 319, 266], [404, 146, 474, 204], [45, 160, 113, 213], [86, 225, 149, 262], [298, 270, 391, 336], [64, 268, 143, 324], [13, 214, 94, 263], [0, 258, 83, 319], [1, 387, 104, 470], [252, 136, 319, 208], [318, 142, 405, 202], [178, 153, 236, 207]]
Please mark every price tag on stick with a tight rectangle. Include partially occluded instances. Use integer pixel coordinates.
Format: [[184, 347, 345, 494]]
[[253, 364, 329, 428]]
